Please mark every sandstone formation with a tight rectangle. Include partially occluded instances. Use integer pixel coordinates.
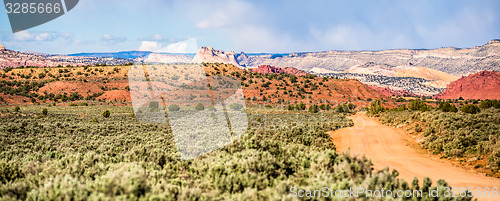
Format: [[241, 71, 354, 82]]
[[236, 52, 249, 67], [238, 40, 500, 76], [434, 71, 500, 100], [192, 46, 240, 67]]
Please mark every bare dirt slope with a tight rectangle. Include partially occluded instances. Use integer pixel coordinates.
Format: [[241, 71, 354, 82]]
[[330, 112, 500, 201]]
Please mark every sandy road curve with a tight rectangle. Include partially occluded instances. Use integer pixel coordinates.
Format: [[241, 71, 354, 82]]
[[329, 112, 500, 201]]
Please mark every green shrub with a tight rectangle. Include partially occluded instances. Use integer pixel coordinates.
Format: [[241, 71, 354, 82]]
[[103, 110, 111, 118], [42, 108, 48, 115], [438, 101, 457, 112], [461, 104, 480, 114], [295, 102, 306, 111], [408, 100, 430, 112], [414, 124, 422, 132], [195, 103, 205, 111], [368, 99, 384, 115], [149, 101, 159, 110], [168, 104, 180, 112], [0, 160, 24, 184], [14, 106, 20, 113], [229, 103, 243, 111], [308, 104, 319, 113]]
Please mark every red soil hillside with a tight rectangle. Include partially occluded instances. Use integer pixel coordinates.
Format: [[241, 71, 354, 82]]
[[0, 63, 394, 108], [252, 65, 309, 77], [435, 71, 500, 100], [369, 86, 416, 97]]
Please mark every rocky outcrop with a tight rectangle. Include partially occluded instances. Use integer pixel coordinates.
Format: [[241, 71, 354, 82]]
[[192, 46, 240, 67], [434, 71, 500, 100], [236, 52, 249, 67], [0, 44, 5, 51], [251, 65, 309, 76]]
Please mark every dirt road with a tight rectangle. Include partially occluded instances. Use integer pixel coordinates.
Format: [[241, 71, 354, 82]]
[[329, 112, 500, 201]]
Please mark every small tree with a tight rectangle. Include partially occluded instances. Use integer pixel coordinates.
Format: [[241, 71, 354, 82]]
[[14, 106, 20, 113], [42, 108, 48, 116], [149, 101, 159, 109], [309, 104, 319, 113], [168, 104, 180, 112], [289, 75, 297, 83], [461, 104, 480, 114], [408, 100, 429, 112], [103, 110, 111, 118], [438, 101, 457, 112], [479, 99, 492, 109], [368, 99, 384, 115], [295, 102, 306, 111], [195, 103, 205, 111], [229, 103, 243, 111]]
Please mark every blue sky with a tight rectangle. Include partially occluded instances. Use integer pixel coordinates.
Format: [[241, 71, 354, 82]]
[[0, 0, 498, 54]]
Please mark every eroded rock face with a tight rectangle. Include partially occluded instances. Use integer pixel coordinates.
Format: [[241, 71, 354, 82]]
[[251, 65, 309, 76], [239, 40, 500, 76], [0, 44, 5, 51], [435, 71, 500, 100], [192, 46, 240, 67]]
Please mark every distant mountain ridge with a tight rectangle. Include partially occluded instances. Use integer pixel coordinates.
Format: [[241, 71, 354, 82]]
[[0, 44, 131, 68], [68, 51, 196, 60], [237, 40, 500, 76], [68, 51, 152, 59]]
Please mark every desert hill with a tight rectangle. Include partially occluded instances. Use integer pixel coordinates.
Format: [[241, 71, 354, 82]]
[[0, 63, 392, 108], [434, 71, 500, 100]]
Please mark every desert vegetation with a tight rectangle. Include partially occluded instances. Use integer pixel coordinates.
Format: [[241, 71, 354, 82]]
[[378, 100, 500, 176], [0, 105, 462, 200]]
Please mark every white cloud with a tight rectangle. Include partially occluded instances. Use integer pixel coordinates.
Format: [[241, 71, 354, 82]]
[[414, 7, 497, 47], [309, 24, 414, 51], [139, 41, 163, 51], [192, 0, 255, 29], [164, 38, 198, 53], [36, 32, 53, 41], [12, 31, 34, 41], [152, 34, 164, 41], [100, 34, 127, 45], [11, 31, 57, 42]]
